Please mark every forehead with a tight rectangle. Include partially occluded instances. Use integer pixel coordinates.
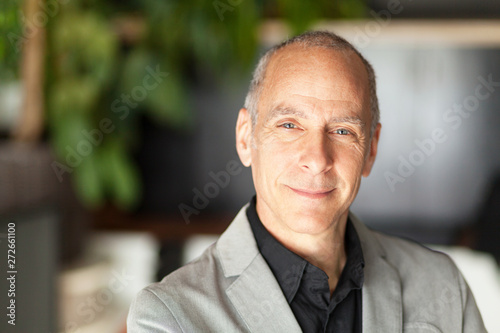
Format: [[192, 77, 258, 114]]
[[259, 44, 370, 115]]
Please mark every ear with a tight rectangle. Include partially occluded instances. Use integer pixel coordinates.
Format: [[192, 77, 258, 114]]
[[235, 108, 252, 167], [362, 123, 381, 177]]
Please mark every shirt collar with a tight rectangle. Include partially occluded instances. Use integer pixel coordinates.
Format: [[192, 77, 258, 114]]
[[246, 196, 364, 303]]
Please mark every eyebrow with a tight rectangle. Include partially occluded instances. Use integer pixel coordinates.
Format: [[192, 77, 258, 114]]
[[331, 116, 365, 127], [266, 105, 365, 128], [265, 106, 309, 122]]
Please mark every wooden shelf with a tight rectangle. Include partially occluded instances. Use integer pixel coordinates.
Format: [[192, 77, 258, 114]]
[[91, 206, 233, 241], [260, 19, 500, 47]]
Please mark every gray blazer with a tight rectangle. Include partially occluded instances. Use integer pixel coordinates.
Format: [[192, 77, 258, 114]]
[[127, 205, 486, 332]]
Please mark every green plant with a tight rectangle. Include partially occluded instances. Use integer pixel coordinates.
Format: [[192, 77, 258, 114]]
[[0, 0, 23, 81], [46, 0, 367, 210]]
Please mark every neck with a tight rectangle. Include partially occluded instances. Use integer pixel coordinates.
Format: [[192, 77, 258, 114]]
[[259, 208, 349, 294], [296, 226, 347, 295]]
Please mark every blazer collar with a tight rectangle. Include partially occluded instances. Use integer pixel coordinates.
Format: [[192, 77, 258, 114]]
[[216, 204, 302, 332], [350, 212, 403, 333]]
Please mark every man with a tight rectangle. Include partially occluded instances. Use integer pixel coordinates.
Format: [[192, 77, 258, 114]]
[[127, 31, 486, 332]]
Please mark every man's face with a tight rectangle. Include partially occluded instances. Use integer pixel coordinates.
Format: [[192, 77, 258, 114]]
[[236, 45, 381, 236]]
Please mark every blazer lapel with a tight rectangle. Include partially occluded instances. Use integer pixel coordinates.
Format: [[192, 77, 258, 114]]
[[350, 212, 403, 333], [226, 255, 302, 332], [217, 205, 302, 333]]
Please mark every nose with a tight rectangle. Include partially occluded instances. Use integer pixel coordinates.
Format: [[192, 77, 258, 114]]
[[298, 131, 333, 176]]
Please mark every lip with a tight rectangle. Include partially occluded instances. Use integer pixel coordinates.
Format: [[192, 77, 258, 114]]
[[287, 186, 334, 199]]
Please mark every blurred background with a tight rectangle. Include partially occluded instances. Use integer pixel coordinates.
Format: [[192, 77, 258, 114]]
[[1, 0, 500, 332]]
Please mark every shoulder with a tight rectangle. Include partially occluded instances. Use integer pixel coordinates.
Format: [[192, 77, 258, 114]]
[[366, 227, 469, 299], [351, 214, 467, 304], [350, 213, 459, 280], [372, 229, 457, 275], [128, 243, 239, 332], [144, 242, 224, 303], [371, 229, 488, 331]]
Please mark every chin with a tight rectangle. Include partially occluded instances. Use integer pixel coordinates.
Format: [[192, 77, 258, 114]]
[[288, 200, 350, 232]]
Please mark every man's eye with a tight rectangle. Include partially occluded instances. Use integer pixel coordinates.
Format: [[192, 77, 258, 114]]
[[281, 123, 297, 129], [335, 128, 350, 135]]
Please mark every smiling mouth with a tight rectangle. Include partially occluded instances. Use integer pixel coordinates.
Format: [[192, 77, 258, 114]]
[[288, 186, 334, 199]]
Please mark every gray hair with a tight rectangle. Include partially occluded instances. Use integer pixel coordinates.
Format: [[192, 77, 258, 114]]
[[243, 30, 380, 136]]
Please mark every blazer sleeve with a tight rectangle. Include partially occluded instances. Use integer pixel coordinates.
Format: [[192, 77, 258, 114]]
[[127, 288, 183, 333]]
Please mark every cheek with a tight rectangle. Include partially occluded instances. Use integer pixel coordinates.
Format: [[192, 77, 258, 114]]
[[334, 145, 367, 177], [252, 141, 295, 184]]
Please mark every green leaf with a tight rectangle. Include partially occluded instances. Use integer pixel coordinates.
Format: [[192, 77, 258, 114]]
[[52, 10, 117, 85], [338, 0, 367, 18], [101, 140, 141, 210], [144, 70, 192, 129], [73, 154, 105, 209], [49, 113, 93, 159], [120, 48, 153, 92], [49, 77, 99, 117], [277, 0, 320, 34]]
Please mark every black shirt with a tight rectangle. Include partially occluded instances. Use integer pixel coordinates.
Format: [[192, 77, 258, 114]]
[[246, 197, 364, 333]]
